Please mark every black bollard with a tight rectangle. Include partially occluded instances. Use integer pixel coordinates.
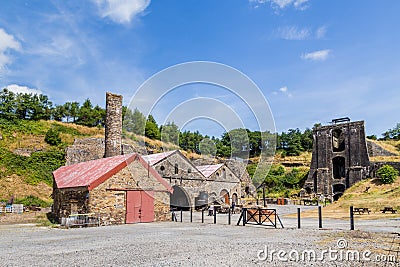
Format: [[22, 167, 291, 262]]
[[297, 208, 301, 229], [214, 206, 217, 224], [318, 206, 322, 228], [228, 209, 231, 225], [243, 208, 246, 226], [350, 206, 354, 230], [190, 208, 193, 223], [202, 209, 204, 223], [180, 209, 183, 223]]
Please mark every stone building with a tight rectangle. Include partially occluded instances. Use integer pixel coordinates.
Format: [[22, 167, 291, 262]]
[[53, 153, 172, 224], [197, 163, 241, 205], [304, 119, 370, 200], [142, 150, 241, 209]]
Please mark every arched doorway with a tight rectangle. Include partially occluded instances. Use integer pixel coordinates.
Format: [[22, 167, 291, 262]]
[[332, 183, 346, 201], [220, 189, 229, 204], [170, 185, 190, 210], [232, 193, 238, 205]]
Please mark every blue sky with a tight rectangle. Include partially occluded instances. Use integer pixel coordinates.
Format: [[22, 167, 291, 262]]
[[0, 0, 399, 137]]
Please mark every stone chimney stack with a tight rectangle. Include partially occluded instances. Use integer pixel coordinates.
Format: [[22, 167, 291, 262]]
[[105, 92, 123, 158]]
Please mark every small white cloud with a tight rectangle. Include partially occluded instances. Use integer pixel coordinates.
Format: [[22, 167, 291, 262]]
[[0, 28, 21, 70], [94, 0, 151, 24], [315, 26, 327, 39], [278, 26, 310, 40], [293, 0, 309, 10], [301, 49, 331, 61], [5, 84, 42, 95], [275, 86, 293, 97]]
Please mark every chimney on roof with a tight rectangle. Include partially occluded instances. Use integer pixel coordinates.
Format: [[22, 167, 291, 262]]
[[104, 92, 123, 158]]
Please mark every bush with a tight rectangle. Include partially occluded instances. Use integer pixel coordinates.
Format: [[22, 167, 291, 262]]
[[45, 128, 61, 146], [14, 195, 51, 207], [376, 165, 399, 184]]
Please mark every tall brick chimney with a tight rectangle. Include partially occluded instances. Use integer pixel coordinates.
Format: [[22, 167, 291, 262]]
[[105, 92, 123, 158]]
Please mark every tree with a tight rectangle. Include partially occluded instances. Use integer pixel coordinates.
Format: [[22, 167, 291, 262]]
[[382, 123, 400, 140], [44, 128, 62, 146], [301, 128, 313, 151], [70, 102, 80, 123], [0, 88, 16, 120], [76, 99, 105, 127], [53, 105, 66, 121], [15, 93, 33, 119], [145, 115, 160, 140], [123, 108, 146, 135], [160, 122, 179, 144], [198, 137, 216, 155], [376, 165, 399, 184], [31, 94, 53, 120]]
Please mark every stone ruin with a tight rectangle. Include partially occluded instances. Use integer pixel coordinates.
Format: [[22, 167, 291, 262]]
[[304, 118, 370, 201]]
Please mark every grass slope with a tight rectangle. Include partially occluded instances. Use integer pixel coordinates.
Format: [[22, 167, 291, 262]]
[[0, 119, 104, 202]]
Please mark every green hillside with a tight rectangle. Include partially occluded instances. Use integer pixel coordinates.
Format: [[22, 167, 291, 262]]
[[0, 119, 104, 203]]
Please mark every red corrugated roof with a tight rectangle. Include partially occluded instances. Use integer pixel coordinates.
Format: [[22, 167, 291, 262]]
[[53, 153, 173, 192]]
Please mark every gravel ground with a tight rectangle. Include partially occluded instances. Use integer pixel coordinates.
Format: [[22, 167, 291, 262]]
[[0, 205, 399, 267]]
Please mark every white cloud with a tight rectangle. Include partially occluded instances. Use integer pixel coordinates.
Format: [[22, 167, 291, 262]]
[[0, 28, 21, 70], [278, 26, 310, 40], [94, 0, 151, 24], [274, 86, 293, 97], [250, 0, 310, 11], [293, 0, 310, 10], [315, 26, 327, 39], [301, 49, 331, 61], [5, 84, 42, 95]]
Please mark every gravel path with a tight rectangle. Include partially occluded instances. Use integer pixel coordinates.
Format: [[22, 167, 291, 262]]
[[0, 205, 399, 267]]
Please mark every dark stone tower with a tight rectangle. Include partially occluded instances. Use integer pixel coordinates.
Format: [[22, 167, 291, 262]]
[[105, 92, 123, 158], [304, 119, 370, 200]]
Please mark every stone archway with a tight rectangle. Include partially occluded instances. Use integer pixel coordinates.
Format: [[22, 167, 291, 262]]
[[170, 185, 190, 210], [232, 193, 238, 205]]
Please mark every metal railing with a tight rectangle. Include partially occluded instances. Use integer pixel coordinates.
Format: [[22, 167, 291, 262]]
[[61, 213, 100, 228]]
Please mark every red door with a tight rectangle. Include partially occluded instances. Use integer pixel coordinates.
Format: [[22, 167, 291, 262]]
[[126, 191, 154, 223]]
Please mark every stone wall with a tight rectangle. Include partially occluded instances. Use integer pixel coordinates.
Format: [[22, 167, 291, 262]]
[[65, 138, 105, 165], [52, 185, 89, 220], [367, 140, 397, 157], [105, 92, 123, 158], [369, 161, 400, 177]]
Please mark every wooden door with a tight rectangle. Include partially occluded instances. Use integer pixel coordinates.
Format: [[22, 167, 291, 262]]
[[140, 191, 154, 223], [126, 191, 154, 223]]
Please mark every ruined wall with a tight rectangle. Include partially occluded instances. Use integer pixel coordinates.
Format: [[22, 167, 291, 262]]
[[304, 121, 370, 199], [65, 138, 105, 165], [105, 92, 123, 158], [90, 159, 170, 224]]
